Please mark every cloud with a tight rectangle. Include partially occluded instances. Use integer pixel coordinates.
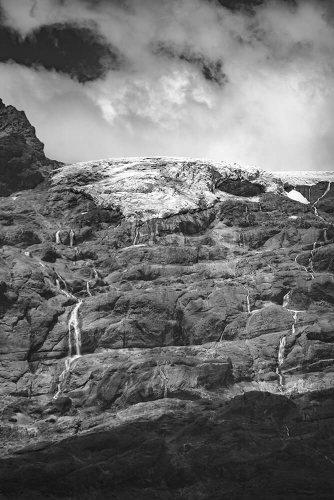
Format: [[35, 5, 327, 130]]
[[0, 0, 333, 171], [0, 4, 123, 82]]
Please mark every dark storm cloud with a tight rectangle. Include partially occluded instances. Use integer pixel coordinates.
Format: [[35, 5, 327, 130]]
[[0, 0, 333, 171], [154, 43, 227, 87], [213, 0, 296, 13], [0, 17, 123, 82]]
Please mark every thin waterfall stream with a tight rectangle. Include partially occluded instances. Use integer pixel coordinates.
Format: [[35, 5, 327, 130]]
[[68, 300, 83, 358], [242, 285, 251, 314], [278, 291, 305, 389], [276, 336, 287, 388], [312, 182, 331, 222], [70, 229, 75, 247], [54, 298, 83, 399], [55, 272, 76, 300]]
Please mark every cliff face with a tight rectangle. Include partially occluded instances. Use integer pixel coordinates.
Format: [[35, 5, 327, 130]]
[[1, 111, 334, 499], [0, 99, 61, 196]]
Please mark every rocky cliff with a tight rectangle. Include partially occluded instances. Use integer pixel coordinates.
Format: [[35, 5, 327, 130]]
[[0, 99, 61, 196], [1, 107, 334, 499]]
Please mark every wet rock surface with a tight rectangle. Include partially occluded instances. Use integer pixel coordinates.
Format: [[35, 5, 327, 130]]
[[1, 107, 334, 498]]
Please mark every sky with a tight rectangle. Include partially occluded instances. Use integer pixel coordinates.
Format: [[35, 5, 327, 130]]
[[0, 0, 333, 172]]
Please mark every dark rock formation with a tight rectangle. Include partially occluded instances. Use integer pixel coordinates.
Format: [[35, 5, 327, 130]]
[[0, 99, 62, 196], [1, 103, 334, 499]]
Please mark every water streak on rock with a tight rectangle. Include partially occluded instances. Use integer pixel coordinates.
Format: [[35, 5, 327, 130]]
[[242, 285, 251, 314], [313, 181, 331, 222], [55, 272, 76, 300], [291, 311, 298, 335], [276, 336, 287, 388], [283, 291, 291, 308], [69, 229, 75, 247], [54, 300, 83, 399], [133, 226, 140, 245], [68, 300, 83, 357]]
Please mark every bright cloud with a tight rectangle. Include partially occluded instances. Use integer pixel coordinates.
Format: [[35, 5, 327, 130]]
[[0, 0, 333, 171]]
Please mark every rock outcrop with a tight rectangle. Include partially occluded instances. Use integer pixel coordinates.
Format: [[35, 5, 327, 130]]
[[0, 99, 61, 196], [1, 104, 334, 499]]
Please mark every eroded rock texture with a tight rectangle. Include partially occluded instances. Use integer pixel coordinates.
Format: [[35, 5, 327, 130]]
[[1, 108, 334, 499], [0, 99, 61, 196]]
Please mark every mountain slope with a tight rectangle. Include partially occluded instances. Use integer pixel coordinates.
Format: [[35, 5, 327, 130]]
[[0, 106, 334, 499]]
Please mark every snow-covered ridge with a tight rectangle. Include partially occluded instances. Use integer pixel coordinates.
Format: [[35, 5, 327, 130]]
[[51, 157, 334, 221], [52, 156, 277, 220], [274, 171, 334, 186]]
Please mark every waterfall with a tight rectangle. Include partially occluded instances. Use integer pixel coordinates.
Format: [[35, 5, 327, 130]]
[[278, 336, 286, 365], [246, 294, 251, 314], [242, 286, 251, 314], [86, 281, 92, 296], [68, 300, 83, 357], [54, 300, 83, 399], [313, 182, 331, 222], [286, 306, 303, 336], [295, 254, 309, 274], [324, 229, 328, 242], [308, 186, 311, 202], [283, 291, 291, 308], [69, 229, 75, 247], [93, 267, 99, 279], [276, 336, 286, 388], [283, 291, 302, 335], [56, 231, 61, 244], [324, 181, 331, 198], [56, 272, 67, 290], [55, 272, 76, 300], [54, 357, 76, 399], [314, 181, 331, 206], [291, 311, 298, 335], [276, 368, 283, 387], [159, 362, 169, 399], [133, 227, 140, 245]]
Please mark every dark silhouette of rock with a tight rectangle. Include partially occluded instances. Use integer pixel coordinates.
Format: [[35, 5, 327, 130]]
[[0, 99, 62, 196]]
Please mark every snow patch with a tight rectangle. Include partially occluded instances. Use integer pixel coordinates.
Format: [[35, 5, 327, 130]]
[[286, 190, 310, 205]]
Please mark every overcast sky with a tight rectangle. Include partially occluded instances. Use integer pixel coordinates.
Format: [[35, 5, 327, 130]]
[[0, 0, 333, 172]]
